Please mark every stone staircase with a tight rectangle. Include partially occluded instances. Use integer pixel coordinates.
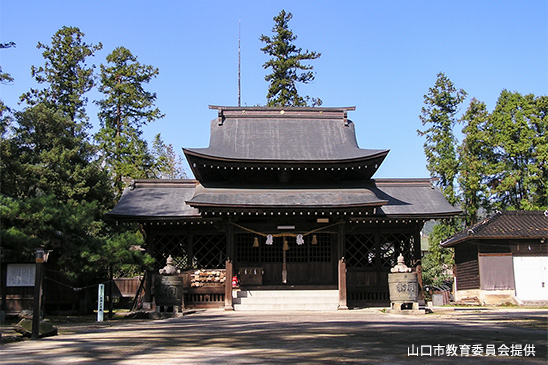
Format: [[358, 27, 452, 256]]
[[233, 289, 339, 311]]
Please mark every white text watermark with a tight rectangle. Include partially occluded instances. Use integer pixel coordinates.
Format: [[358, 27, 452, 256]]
[[408, 344, 536, 357]]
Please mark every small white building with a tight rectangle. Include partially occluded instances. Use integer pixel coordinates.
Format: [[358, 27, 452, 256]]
[[442, 211, 548, 305]]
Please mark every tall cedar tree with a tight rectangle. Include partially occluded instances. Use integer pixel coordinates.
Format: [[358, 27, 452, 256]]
[[458, 98, 492, 225], [260, 10, 322, 107], [418, 72, 467, 206], [96, 46, 164, 196], [418, 73, 466, 289]]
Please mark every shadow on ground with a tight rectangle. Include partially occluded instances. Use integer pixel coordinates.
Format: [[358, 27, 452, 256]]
[[0, 310, 546, 364]]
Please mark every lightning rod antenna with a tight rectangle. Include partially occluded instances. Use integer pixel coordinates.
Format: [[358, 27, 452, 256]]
[[238, 19, 241, 107]]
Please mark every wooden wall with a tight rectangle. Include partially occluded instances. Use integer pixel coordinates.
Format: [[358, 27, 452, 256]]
[[454, 242, 480, 290]]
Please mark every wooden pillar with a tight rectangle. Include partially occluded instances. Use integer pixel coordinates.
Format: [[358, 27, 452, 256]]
[[226, 220, 234, 262], [338, 221, 348, 310], [224, 221, 234, 310], [338, 258, 348, 310], [143, 226, 154, 307], [414, 224, 425, 303], [225, 259, 234, 310], [413, 223, 423, 265]]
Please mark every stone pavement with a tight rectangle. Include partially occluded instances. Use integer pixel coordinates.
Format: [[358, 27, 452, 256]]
[[0, 308, 546, 364]]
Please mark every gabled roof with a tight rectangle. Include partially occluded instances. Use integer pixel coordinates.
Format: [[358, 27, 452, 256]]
[[442, 210, 548, 247], [371, 179, 461, 218], [107, 180, 200, 220], [184, 106, 389, 163]]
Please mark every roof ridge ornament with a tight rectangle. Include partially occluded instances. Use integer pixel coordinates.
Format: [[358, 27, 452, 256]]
[[218, 109, 225, 125]]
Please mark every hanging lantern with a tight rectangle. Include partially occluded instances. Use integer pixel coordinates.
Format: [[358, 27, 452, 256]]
[[266, 234, 273, 245], [311, 235, 318, 245], [253, 237, 259, 248], [283, 239, 289, 251], [296, 234, 304, 245]]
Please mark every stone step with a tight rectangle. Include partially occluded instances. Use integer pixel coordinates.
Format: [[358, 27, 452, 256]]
[[233, 303, 339, 311], [235, 290, 339, 298], [232, 289, 339, 311], [234, 296, 338, 305]]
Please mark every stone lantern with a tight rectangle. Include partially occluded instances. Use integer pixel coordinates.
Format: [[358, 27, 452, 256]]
[[153, 255, 184, 316], [387, 254, 424, 314]]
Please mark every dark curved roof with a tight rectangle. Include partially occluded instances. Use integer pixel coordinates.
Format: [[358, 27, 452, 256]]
[[442, 210, 548, 247], [184, 106, 389, 163], [371, 179, 461, 217], [107, 180, 200, 220], [106, 179, 460, 220], [187, 185, 387, 209]]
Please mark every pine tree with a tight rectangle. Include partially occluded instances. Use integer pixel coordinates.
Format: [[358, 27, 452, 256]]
[[0, 42, 15, 84], [2, 27, 112, 284], [21, 26, 102, 131], [260, 10, 321, 107], [95, 46, 164, 196]]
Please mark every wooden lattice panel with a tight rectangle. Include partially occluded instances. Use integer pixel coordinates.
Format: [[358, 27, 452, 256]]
[[193, 234, 226, 269], [153, 235, 189, 269], [379, 233, 415, 268], [345, 233, 376, 268]]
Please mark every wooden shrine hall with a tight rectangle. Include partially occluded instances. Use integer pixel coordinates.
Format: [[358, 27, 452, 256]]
[[107, 106, 460, 310]]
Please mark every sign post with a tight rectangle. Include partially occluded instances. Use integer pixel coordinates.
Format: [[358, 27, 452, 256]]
[[31, 248, 45, 340], [97, 284, 105, 322]]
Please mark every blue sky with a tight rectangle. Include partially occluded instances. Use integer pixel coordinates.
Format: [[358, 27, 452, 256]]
[[1, 1, 546, 178]]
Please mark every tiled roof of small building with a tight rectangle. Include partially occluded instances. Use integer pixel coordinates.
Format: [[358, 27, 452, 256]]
[[442, 210, 548, 247]]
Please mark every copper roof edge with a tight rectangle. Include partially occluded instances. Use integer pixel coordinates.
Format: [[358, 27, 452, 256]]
[[183, 148, 389, 164], [129, 179, 199, 188], [208, 105, 356, 111]]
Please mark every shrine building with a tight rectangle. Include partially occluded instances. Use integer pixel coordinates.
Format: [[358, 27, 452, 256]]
[[107, 106, 460, 310]]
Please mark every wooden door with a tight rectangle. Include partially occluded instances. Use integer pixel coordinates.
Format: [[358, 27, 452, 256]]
[[235, 233, 336, 285]]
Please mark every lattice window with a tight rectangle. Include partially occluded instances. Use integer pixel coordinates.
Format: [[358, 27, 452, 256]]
[[286, 236, 308, 263], [153, 235, 190, 270], [193, 234, 226, 269], [235, 233, 260, 262], [235, 233, 332, 264], [379, 233, 415, 268], [380, 241, 395, 268], [261, 237, 283, 263], [345, 233, 376, 268], [308, 233, 332, 263]]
